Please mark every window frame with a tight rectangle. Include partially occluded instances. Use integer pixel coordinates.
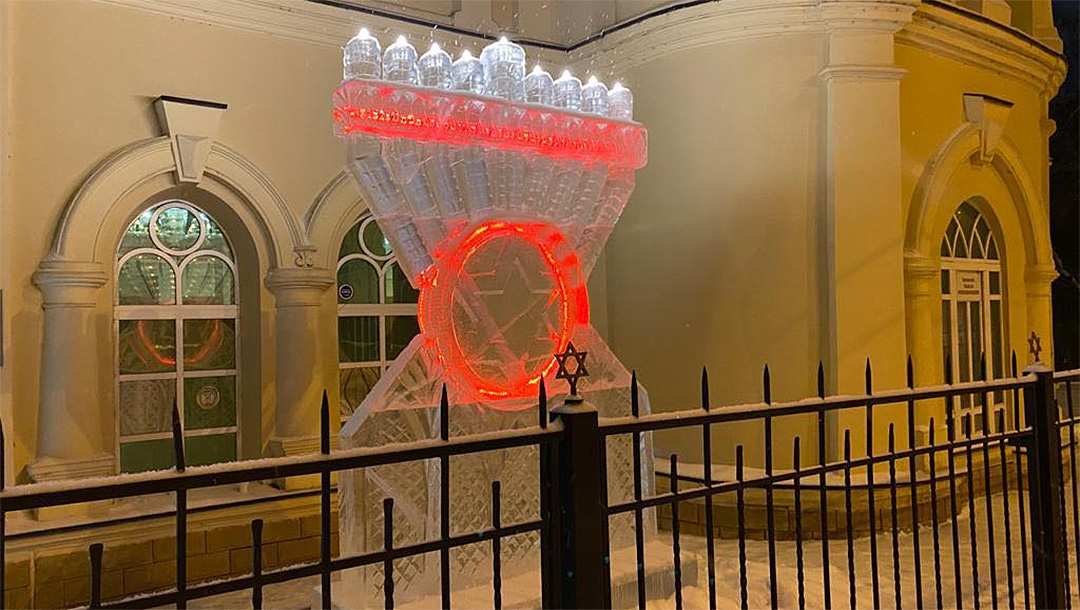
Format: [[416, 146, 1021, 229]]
[[337, 214, 419, 423], [114, 200, 241, 473], [940, 201, 1008, 434]]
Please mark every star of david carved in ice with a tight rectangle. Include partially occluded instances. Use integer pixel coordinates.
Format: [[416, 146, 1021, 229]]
[[1028, 331, 1043, 363], [554, 341, 589, 396]]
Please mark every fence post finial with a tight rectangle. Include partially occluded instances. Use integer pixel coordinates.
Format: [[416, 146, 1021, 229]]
[[817, 361, 825, 399], [762, 365, 771, 404], [864, 358, 872, 395]]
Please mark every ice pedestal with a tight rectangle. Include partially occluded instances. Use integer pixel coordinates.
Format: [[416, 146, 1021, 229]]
[[332, 77, 655, 608], [337, 326, 658, 608]]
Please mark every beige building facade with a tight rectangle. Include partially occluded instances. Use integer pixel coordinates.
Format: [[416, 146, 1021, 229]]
[[0, 0, 1066, 489]]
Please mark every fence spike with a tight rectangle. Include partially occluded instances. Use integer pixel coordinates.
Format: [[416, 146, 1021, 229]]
[[907, 355, 914, 389], [763, 364, 772, 404], [701, 366, 710, 412], [0, 415, 5, 492], [440, 384, 450, 442], [817, 361, 825, 399], [171, 398, 185, 472], [865, 358, 872, 395], [320, 389, 330, 455], [630, 370, 639, 418], [538, 377, 548, 429], [1012, 350, 1018, 377], [89, 542, 103, 609]]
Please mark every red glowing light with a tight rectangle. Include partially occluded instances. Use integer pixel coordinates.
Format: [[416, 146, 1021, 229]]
[[419, 221, 589, 402], [332, 79, 648, 169]]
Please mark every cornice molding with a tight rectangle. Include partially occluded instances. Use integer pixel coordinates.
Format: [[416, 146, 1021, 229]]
[[896, 1, 1066, 98], [90, 0, 1065, 106]]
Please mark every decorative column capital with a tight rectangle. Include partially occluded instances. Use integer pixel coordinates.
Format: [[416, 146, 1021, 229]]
[[32, 260, 109, 307], [1025, 263, 1058, 296], [265, 267, 334, 307], [904, 251, 941, 296]]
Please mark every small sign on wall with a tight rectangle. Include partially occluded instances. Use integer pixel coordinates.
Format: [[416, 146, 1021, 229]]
[[957, 271, 981, 296]]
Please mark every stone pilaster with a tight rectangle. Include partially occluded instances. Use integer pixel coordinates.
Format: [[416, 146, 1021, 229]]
[[819, 0, 917, 458], [30, 260, 113, 516], [1025, 263, 1057, 364], [265, 267, 334, 488]]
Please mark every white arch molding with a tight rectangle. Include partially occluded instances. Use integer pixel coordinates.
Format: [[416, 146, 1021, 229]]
[[903, 121, 1057, 422], [29, 136, 327, 490]]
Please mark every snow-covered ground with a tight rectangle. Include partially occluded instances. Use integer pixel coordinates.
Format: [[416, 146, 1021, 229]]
[[652, 490, 1080, 610], [162, 489, 1077, 610]]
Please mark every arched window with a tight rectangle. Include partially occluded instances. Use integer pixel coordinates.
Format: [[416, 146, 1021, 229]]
[[116, 201, 239, 473], [940, 200, 1005, 432], [337, 214, 420, 420]]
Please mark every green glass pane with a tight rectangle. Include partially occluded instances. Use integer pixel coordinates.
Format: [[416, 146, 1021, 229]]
[[337, 259, 379, 304], [201, 213, 233, 259], [987, 238, 999, 260], [118, 254, 176, 305], [340, 367, 381, 418], [339, 219, 363, 259], [339, 316, 379, 362], [943, 220, 959, 257], [942, 301, 952, 373], [154, 206, 202, 251], [957, 202, 979, 240], [118, 210, 154, 257], [183, 319, 236, 371], [184, 375, 236, 430], [941, 270, 950, 294], [118, 319, 176, 374], [185, 433, 236, 467], [121, 438, 176, 474], [386, 315, 419, 360], [362, 219, 392, 257], [385, 262, 419, 304], [970, 235, 984, 259], [119, 379, 175, 436], [182, 257, 234, 305], [989, 271, 1000, 295], [991, 301, 1003, 375], [953, 234, 968, 258]]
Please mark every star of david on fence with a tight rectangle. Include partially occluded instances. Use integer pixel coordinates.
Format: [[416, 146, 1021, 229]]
[[1028, 331, 1043, 363], [555, 341, 589, 396]]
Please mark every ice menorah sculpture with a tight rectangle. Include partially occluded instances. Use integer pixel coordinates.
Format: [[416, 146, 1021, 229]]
[[333, 31, 657, 608]]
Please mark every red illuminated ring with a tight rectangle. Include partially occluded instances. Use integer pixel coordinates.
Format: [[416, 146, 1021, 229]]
[[419, 221, 589, 403]]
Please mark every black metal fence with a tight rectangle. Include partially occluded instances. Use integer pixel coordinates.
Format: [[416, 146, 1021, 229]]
[[0, 356, 1077, 610]]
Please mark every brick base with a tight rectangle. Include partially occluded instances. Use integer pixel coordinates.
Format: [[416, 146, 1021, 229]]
[[4, 504, 338, 609]]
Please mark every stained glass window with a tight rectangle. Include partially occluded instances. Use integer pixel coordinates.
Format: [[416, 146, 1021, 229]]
[[116, 201, 239, 473], [337, 214, 420, 420]]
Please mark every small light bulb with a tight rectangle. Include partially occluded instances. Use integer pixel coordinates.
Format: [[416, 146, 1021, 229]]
[[560, 69, 572, 79], [429, 42, 441, 52], [612, 81, 624, 90], [395, 35, 408, 45], [461, 49, 473, 59], [359, 27, 369, 37], [587, 75, 599, 85], [499, 36, 509, 43], [532, 65, 544, 74]]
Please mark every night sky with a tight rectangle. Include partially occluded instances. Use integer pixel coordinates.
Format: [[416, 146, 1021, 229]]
[[1052, 0, 1078, 368]]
